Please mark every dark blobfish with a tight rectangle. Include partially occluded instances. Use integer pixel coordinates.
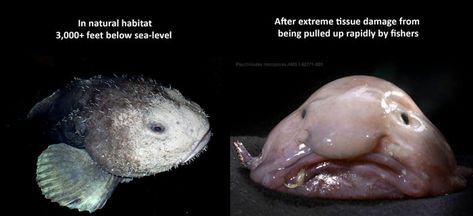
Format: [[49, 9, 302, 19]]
[[30, 75, 211, 212]]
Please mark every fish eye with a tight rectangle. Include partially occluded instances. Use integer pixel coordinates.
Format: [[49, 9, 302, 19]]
[[301, 109, 307, 119], [149, 123, 166, 133], [400, 112, 409, 125]]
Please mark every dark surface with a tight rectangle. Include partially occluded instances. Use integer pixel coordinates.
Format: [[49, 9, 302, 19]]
[[230, 136, 473, 216]]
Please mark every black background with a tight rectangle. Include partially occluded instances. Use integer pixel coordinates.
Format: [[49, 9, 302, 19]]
[[4, 8, 472, 216]]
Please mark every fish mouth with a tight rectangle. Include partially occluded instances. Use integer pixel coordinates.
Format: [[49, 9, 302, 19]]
[[276, 153, 425, 199], [182, 129, 212, 163]]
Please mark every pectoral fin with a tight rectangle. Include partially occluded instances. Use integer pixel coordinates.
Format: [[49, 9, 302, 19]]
[[233, 141, 260, 170], [36, 143, 121, 212]]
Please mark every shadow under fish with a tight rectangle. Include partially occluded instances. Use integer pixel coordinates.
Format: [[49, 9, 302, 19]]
[[29, 75, 211, 212]]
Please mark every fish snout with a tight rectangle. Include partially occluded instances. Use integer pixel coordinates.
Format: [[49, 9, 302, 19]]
[[306, 94, 386, 159]]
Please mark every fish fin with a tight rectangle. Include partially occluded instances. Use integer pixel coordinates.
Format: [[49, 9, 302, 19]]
[[232, 141, 258, 169], [28, 78, 96, 121], [36, 143, 121, 213], [27, 90, 61, 119]]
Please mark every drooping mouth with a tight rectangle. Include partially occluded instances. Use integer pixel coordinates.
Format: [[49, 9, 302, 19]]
[[277, 153, 424, 199], [182, 129, 212, 163]]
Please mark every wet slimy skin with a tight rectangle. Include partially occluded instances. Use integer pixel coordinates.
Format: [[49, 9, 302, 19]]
[[234, 75, 472, 199]]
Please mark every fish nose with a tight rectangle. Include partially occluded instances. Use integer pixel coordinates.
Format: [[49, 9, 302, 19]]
[[307, 96, 385, 159]]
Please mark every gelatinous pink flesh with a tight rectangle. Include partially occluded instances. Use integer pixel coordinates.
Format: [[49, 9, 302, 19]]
[[234, 75, 472, 199]]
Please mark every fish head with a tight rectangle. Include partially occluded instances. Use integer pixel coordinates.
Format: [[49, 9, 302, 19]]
[[144, 88, 211, 165], [248, 75, 467, 198], [86, 86, 210, 178]]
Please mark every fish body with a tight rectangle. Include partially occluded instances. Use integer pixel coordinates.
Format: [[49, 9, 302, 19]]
[[30, 75, 211, 212], [234, 75, 472, 199]]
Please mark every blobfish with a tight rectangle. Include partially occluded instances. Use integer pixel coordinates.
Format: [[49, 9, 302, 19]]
[[29, 75, 211, 212], [234, 75, 472, 199]]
